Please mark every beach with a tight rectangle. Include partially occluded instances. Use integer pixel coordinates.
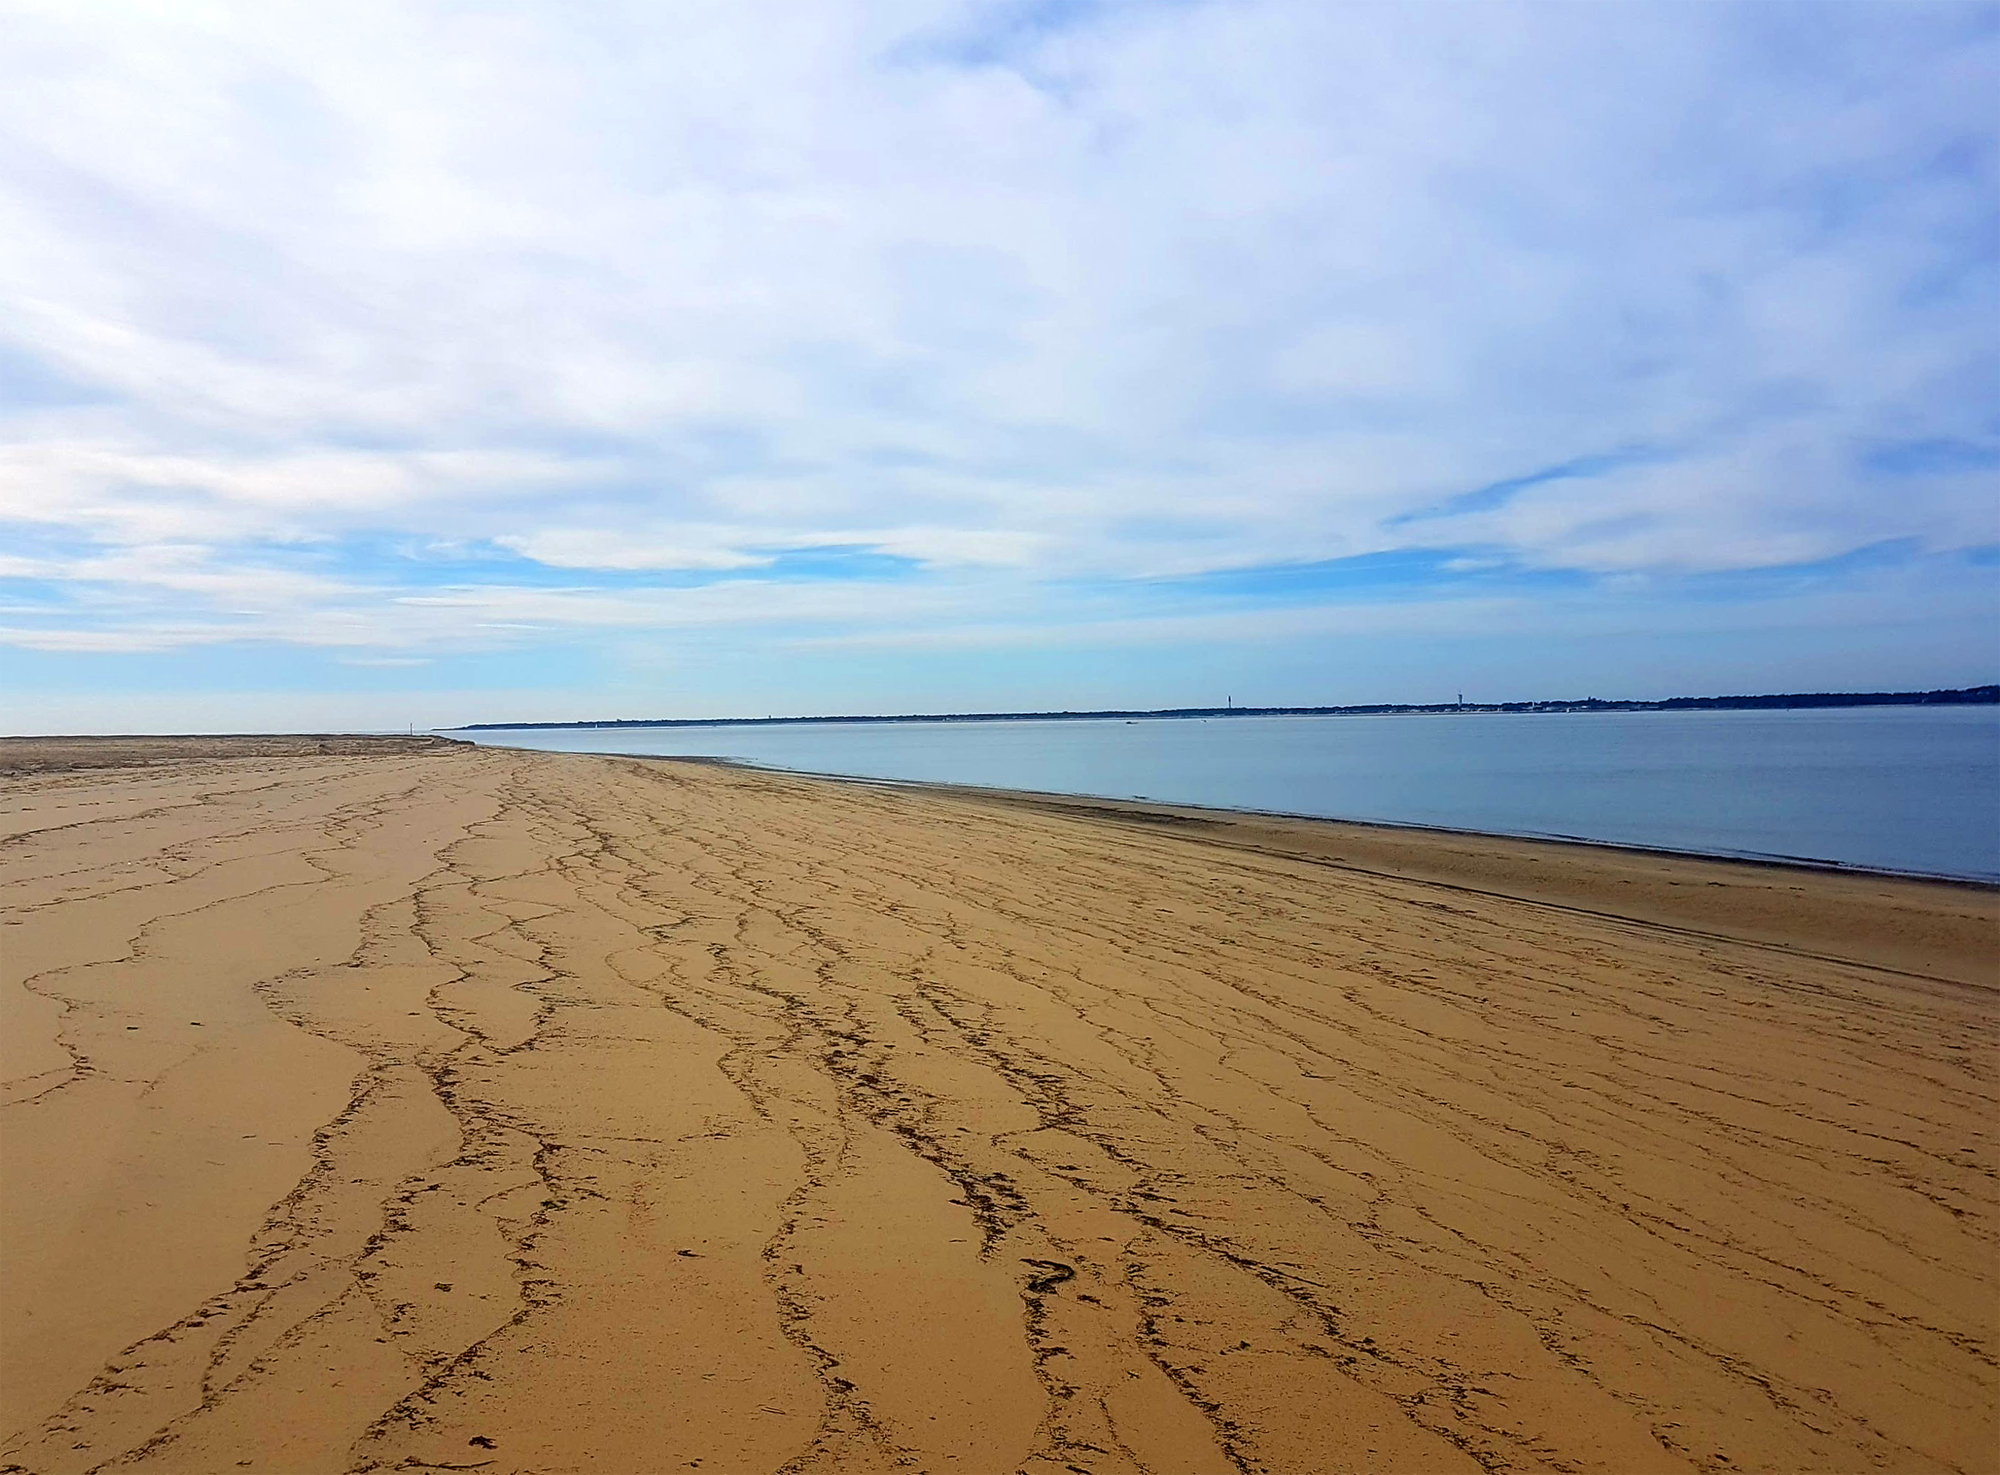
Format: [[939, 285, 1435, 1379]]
[[1, 737, 1994, 1473]]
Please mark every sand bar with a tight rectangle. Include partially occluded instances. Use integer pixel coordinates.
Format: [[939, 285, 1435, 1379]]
[[1, 738, 1994, 1473]]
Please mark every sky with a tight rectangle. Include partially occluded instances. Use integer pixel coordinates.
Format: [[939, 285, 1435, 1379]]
[[1, 0, 1996, 733]]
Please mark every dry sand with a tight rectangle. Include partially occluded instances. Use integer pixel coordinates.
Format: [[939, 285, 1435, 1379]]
[[0, 738, 1993, 1474]]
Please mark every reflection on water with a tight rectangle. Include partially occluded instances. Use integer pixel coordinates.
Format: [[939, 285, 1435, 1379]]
[[457, 706, 2000, 880]]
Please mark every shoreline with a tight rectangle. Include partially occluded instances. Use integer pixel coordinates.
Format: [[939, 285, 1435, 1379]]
[[628, 753, 1998, 992], [644, 749, 2000, 890], [4, 740, 1995, 1472], [452, 702, 1998, 890]]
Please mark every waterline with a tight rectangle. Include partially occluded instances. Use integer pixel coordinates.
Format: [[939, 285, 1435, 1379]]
[[457, 706, 2000, 882]]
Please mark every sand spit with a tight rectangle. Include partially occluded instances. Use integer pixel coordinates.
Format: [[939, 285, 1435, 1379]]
[[0, 741, 1993, 1474], [0, 734, 459, 777]]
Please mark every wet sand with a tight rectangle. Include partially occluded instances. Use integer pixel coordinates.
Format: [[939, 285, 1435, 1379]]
[[1, 738, 1994, 1474]]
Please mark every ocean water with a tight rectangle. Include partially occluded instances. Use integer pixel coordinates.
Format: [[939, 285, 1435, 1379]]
[[456, 705, 2000, 881]]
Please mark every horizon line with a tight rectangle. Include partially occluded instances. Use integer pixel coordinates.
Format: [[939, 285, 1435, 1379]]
[[451, 683, 2000, 732]]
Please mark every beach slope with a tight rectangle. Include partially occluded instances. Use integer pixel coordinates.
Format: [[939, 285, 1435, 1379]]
[[2, 740, 1994, 1473]]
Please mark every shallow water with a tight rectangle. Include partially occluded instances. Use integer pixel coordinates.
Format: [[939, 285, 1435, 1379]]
[[457, 705, 2000, 880]]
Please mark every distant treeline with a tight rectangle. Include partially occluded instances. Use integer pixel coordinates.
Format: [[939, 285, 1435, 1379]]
[[457, 684, 1997, 731]]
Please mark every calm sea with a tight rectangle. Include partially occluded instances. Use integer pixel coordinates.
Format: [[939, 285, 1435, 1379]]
[[456, 706, 2000, 881]]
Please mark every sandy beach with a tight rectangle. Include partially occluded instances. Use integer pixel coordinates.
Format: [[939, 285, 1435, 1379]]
[[1, 737, 1994, 1475]]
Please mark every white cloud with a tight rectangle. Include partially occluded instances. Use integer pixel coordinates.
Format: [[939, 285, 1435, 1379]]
[[0, 0, 1992, 666], [492, 529, 772, 572]]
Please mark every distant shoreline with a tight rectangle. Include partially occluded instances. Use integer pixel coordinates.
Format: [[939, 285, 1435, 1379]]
[[454, 683, 1998, 731]]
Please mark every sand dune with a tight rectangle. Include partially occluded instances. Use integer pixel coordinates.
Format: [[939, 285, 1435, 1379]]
[[1, 740, 1994, 1474]]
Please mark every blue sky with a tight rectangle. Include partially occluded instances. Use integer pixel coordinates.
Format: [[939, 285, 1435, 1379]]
[[1, 0, 1995, 731]]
